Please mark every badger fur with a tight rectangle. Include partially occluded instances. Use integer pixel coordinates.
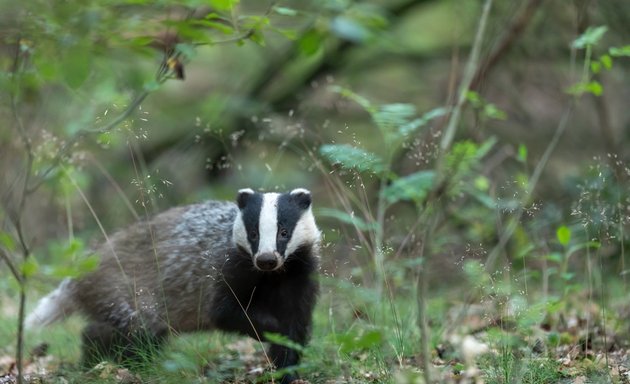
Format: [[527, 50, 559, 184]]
[[26, 188, 320, 384]]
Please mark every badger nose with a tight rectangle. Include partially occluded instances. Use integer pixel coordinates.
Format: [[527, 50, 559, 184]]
[[255, 253, 279, 271]]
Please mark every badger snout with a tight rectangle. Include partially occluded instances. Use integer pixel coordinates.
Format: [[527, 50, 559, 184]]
[[254, 252, 282, 271]]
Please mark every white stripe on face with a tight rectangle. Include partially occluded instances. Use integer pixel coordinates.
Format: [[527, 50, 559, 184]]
[[232, 211, 251, 254], [257, 193, 280, 255], [285, 208, 320, 256]]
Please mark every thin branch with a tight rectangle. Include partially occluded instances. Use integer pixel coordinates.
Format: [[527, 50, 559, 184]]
[[8, 37, 34, 384], [193, 29, 254, 46], [194, 0, 277, 48], [470, 0, 544, 91], [25, 89, 152, 195], [484, 101, 574, 272], [439, 0, 494, 153], [87, 155, 140, 221], [0, 247, 21, 283], [254, 0, 432, 109]]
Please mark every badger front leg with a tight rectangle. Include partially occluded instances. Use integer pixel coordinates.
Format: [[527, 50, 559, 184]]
[[212, 295, 309, 383], [264, 278, 317, 384], [267, 316, 311, 384]]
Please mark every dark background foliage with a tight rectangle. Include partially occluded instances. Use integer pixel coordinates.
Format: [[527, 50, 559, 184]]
[[1, 0, 630, 382]]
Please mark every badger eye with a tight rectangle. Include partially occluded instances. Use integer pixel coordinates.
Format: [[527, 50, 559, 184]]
[[278, 228, 289, 239], [249, 230, 259, 240]]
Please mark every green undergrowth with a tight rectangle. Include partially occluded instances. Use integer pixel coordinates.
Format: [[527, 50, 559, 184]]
[[1, 270, 629, 383]]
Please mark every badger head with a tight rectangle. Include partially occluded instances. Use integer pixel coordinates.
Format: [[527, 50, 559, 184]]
[[232, 188, 320, 271]]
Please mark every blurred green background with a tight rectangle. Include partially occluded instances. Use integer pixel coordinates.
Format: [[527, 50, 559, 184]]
[[1, 0, 630, 382]]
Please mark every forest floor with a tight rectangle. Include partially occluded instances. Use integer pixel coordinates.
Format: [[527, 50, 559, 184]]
[[1, 281, 629, 383]]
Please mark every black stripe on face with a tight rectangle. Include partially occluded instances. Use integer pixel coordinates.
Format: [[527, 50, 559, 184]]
[[239, 192, 263, 255], [276, 192, 309, 256]]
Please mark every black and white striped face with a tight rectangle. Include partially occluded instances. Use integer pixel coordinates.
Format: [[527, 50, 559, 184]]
[[232, 188, 320, 271]]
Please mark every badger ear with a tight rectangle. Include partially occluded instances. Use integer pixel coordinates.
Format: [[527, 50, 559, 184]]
[[237, 188, 255, 209], [290, 188, 312, 210]]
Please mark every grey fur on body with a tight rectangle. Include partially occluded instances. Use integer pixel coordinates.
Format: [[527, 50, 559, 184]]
[[72, 200, 251, 333]]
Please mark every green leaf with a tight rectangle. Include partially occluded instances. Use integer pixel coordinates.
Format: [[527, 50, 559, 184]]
[[209, 0, 239, 11], [517, 144, 528, 162], [465, 90, 482, 107], [483, 103, 507, 120], [274, 6, 298, 16], [382, 171, 435, 204], [517, 302, 547, 329], [586, 81, 603, 96], [248, 29, 266, 46], [374, 104, 416, 127], [273, 28, 298, 40], [599, 54, 612, 70], [396, 107, 448, 140], [572, 25, 608, 49], [0, 232, 16, 252], [264, 333, 304, 352], [474, 138, 496, 165], [329, 86, 375, 113], [48, 254, 100, 278], [78, 254, 100, 274], [64, 238, 85, 260], [34, 55, 58, 80], [21, 258, 39, 278], [161, 20, 210, 42], [129, 36, 155, 46], [316, 208, 379, 232], [320, 144, 385, 174], [336, 329, 383, 354], [590, 61, 601, 74], [609, 45, 630, 57], [446, 137, 497, 174], [299, 29, 324, 56], [546, 252, 562, 263], [556, 225, 571, 247], [566, 80, 603, 96], [191, 19, 234, 35], [62, 44, 91, 89], [474, 176, 489, 191], [468, 189, 497, 209], [567, 241, 600, 256], [330, 16, 370, 43], [175, 43, 197, 60]]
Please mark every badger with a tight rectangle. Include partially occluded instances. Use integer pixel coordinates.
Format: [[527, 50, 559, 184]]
[[26, 188, 321, 384]]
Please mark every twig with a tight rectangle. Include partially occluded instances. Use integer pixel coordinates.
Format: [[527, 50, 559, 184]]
[[193, 29, 254, 46], [439, 0, 494, 154], [417, 208, 441, 384], [484, 102, 574, 272], [26, 89, 153, 195], [235, 0, 432, 111], [0, 247, 21, 284], [9, 36, 33, 384], [415, 3, 494, 382], [470, 0, 544, 91]]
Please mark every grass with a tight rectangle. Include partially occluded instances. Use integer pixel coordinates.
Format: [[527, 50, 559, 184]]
[[0, 270, 628, 383], [1, 247, 629, 383]]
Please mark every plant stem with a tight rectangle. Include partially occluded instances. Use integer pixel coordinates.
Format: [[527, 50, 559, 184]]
[[374, 178, 387, 299], [484, 102, 574, 272], [417, 1, 493, 381], [439, 0, 494, 154], [417, 208, 440, 384]]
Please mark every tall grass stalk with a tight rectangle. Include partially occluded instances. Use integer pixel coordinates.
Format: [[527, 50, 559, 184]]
[[416, 0, 494, 381]]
